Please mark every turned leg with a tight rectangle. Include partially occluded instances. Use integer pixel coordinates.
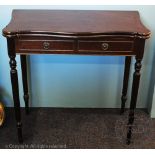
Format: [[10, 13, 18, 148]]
[[126, 57, 142, 145], [20, 55, 29, 114], [120, 56, 131, 114], [9, 55, 23, 143]]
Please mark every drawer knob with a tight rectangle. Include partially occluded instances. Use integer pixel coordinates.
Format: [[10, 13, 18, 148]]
[[43, 41, 50, 50], [101, 43, 109, 51]]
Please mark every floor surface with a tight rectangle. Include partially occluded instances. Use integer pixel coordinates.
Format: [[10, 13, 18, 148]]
[[0, 108, 155, 149]]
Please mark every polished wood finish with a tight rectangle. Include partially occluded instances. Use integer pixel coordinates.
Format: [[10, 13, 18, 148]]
[[16, 39, 75, 53], [3, 10, 150, 144], [7, 38, 23, 143], [15, 36, 136, 55], [20, 55, 29, 114], [127, 58, 142, 144], [78, 40, 133, 52], [120, 56, 131, 114], [126, 38, 146, 144], [3, 10, 150, 37]]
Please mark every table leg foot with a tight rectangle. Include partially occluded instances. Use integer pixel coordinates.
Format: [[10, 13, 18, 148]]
[[126, 139, 131, 145], [17, 122, 23, 143]]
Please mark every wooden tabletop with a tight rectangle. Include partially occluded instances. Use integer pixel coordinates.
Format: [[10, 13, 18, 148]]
[[3, 10, 150, 38]]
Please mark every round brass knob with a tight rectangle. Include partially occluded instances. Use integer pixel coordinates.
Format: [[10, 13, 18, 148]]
[[101, 43, 109, 51], [43, 41, 50, 50]]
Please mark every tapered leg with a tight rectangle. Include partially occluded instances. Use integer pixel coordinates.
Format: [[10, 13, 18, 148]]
[[20, 55, 29, 114], [9, 55, 23, 143], [120, 56, 131, 114], [126, 57, 142, 144]]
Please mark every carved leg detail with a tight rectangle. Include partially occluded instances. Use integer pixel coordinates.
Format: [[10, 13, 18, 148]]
[[120, 56, 131, 114], [20, 55, 29, 114], [9, 55, 23, 143], [126, 58, 142, 145]]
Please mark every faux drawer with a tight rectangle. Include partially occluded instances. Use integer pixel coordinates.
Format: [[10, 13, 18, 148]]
[[16, 40, 75, 52], [78, 41, 134, 52]]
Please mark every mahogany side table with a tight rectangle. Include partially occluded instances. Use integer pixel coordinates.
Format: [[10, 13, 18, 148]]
[[2, 10, 150, 144]]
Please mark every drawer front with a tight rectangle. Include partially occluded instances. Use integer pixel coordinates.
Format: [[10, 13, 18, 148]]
[[78, 41, 134, 52], [16, 40, 75, 53]]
